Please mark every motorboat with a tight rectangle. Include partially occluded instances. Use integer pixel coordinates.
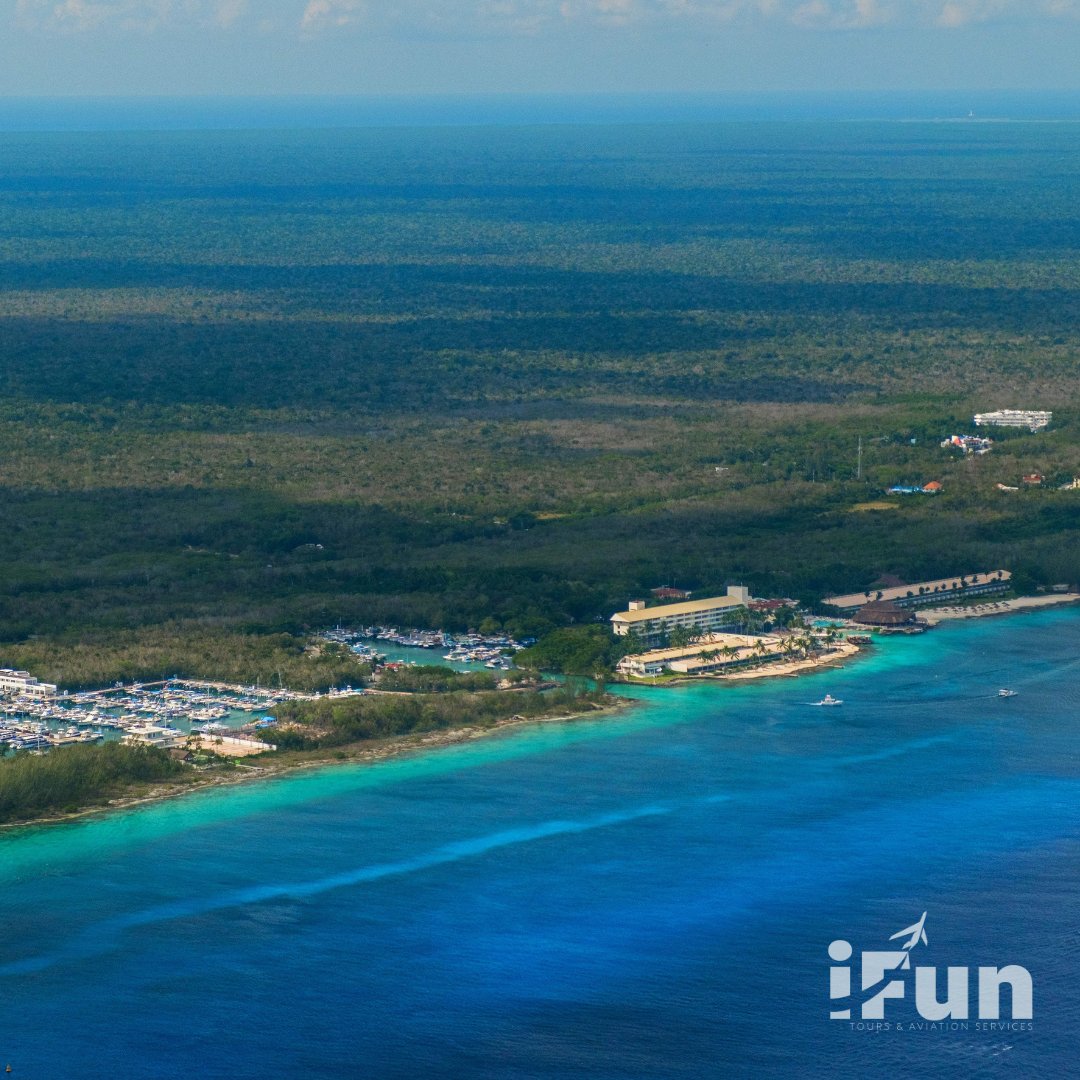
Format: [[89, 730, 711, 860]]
[[813, 694, 843, 707], [997, 688, 1018, 698]]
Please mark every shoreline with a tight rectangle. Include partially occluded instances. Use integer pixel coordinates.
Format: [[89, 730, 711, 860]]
[[917, 592, 1080, 625], [617, 641, 864, 689], [0, 696, 634, 833], [6, 595, 1078, 831], [715, 642, 862, 682], [608, 593, 1080, 688]]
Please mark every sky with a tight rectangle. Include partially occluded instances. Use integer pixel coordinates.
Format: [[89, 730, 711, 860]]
[[3, 1, 1080, 97]]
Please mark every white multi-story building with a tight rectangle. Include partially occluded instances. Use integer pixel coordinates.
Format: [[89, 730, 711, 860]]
[[611, 586, 751, 642], [973, 410, 1052, 433], [0, 668, 58, 699]]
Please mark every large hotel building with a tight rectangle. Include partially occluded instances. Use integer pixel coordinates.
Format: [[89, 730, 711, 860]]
[[611, 586, 751, 643]]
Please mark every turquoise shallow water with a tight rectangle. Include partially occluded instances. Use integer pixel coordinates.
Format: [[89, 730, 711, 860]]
[[2, 610, 1080, 1078]]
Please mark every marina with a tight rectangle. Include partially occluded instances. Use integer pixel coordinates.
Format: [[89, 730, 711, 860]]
[[321, 626, 527, 669], [2, 628, 528, 757], [0, 678, 308, 754]]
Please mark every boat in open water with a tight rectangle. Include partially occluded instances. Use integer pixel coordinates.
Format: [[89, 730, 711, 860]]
[[813, 694, 843, 707], [998, 688, 1018, 698]]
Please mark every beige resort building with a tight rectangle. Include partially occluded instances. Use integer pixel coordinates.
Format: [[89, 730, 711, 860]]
[[611, 586, 752, 643], [616, 633, 786, 678]]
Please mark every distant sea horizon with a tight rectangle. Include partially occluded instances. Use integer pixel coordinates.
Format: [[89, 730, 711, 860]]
[[3, 90, 1080, 132]]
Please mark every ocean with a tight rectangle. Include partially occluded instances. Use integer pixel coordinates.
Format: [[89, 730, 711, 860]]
[[1, 608, 1079, 1077], [3, 92, 1080, 132]]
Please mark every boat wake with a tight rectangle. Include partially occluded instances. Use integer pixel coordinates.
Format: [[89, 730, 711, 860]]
[[0, 801, 678, 976]]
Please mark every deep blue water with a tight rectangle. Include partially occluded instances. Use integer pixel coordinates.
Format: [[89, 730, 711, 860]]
[[3, 609, 1080, 1077]]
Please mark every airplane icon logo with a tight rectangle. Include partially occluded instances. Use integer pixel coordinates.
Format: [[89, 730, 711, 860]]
[[888, 912, 928, 967], [830, 910, 1033, 1021]]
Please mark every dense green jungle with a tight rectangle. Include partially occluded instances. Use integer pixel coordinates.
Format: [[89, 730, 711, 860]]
[[1, 120, 1078, 687]]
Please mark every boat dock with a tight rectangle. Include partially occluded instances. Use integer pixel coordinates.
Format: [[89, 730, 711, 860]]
[[0, 677, 302, 753]]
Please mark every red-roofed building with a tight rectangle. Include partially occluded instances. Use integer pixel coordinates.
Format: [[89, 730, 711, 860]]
[[748, 598, 795, 612], [650, 587, 692, 600]]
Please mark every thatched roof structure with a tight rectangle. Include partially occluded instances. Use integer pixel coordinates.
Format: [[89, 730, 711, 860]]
[[853, 601, 916, 627]]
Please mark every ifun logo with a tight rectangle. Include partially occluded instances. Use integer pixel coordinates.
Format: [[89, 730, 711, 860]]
[[829, 913, 1033, 1023]]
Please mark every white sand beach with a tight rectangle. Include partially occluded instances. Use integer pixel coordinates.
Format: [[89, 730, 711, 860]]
[[918, 593, 1080, 625]]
